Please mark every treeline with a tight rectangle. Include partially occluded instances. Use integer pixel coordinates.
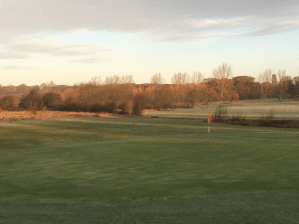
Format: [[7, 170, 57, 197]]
[[1, 64, 298, 115]]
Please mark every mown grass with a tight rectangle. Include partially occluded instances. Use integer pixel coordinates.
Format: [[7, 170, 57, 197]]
[[145, 99, 299, 120], [1, 115, 299, 223]]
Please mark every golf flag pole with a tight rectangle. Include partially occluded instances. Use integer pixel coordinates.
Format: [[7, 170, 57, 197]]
[[208, 111, 212, 144], [208, 111, 212, 132]]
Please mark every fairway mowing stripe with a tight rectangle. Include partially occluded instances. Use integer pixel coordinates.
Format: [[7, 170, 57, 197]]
[[63, 118, 262, 132], [0, 123, 36, 128], [2, 118, 299, 136], [61, 119, 209, 130], [8, 138, 133, 152]]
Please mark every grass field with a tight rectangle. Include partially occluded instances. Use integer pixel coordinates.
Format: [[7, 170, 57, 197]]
[[1, 101, 299, 223], [145, 99, 299, 120]]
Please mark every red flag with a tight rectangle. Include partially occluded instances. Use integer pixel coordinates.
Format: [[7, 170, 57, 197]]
[[208, 111, 212, 123]]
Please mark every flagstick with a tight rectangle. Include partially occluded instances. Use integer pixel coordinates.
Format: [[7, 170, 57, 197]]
[[208, 121, 211, 144], [208, 111, 211, 144]]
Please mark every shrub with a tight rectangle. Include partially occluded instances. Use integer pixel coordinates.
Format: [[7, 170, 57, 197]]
[[51, 103, 86, 112], [43, 92, 62, 108], [89, 104, 108, 113], [213, 105, 227, 121], [19, 88, 44, 110], [0, 95, 20, 111], [132, 93, 145, 116], [122, 100, 133, 116], [212, 116, 299, 129]]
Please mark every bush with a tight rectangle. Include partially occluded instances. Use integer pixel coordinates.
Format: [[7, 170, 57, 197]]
[[132, 93, 145, 116], [50, 103, 86, 112], [212, 116, 299, 129], [213, 106, 227, 121], [106, 101, 118, 113], [89, 104, 107, 113], [0, 95, 20, 111], [123, 100, 133, 116], [43, 92, 62, 108], [19, 88, 44, 110]]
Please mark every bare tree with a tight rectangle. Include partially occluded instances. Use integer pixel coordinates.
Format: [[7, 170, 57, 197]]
[[171, 72, 190, 85], [190, 72, 203, 105], [277, 69, 287, 101], [112, 75, 120, 85], [104, 75, 121, 85], [121, 75, 134, 84], [212, 63, 232, 106], [258, 69, 272, 101], [105, 76, 114, 85], [150, 73, 164, 85], [90, 76, 102, 86], [48, 81, 56, 87], [191, 71, 203, 84]]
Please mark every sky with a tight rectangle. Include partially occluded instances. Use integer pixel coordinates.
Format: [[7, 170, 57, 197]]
[[0, 0, 298, 86]]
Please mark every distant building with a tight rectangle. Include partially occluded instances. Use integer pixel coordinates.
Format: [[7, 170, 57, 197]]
[[272, 74, 277, 85]]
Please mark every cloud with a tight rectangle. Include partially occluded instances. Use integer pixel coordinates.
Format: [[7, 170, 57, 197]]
[[9, 43, 100, 57], [2, 65, 34, 70], [70, 57, 101, 64], [246, 18, 299, 36], [0, 52, 29, 60], [0, 0, 298, 43], [151, 17, 249, 41], [0, 37, 112, 62]]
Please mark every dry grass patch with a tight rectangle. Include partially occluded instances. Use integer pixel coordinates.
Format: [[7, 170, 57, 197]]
[[0, 110, 112, 123]]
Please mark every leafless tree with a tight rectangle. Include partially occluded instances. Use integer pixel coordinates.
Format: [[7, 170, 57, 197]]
[[90, 76, 102, 86], [171, 72, 190, 85], [104, 75, 121, 85], [121, 75, 134, 84], [191, 71, 203, 84], [258, 69, 272, 101], [112, 75, 120, 85], [212, 63, 232, 106], [277, 69, 287, 101], [150, 73, 164, 85], [105, 76, 114, 85]]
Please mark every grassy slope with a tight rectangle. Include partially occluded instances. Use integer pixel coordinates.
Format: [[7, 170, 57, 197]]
[[1, 114, 299, 223]]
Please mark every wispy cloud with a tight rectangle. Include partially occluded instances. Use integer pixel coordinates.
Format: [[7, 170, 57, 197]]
[[9, 43, 106, 57], [0, 37, 113, 63], [70, 57, 101, 64], [2, 65, 34, 70], [0, 52, 29, 60], [244, 17, 299, 36]]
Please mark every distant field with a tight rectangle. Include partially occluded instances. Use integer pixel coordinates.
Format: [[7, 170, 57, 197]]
[[1, 113, 299, 223], [145, 99, 299, 120]]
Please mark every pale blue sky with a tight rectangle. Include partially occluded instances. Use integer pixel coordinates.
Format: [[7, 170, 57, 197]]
[[0, 0, 298, 86]]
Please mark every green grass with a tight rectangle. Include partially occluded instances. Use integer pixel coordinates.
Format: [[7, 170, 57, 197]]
[[145, 99, 299, 120], [1, 114, 299, 223]]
